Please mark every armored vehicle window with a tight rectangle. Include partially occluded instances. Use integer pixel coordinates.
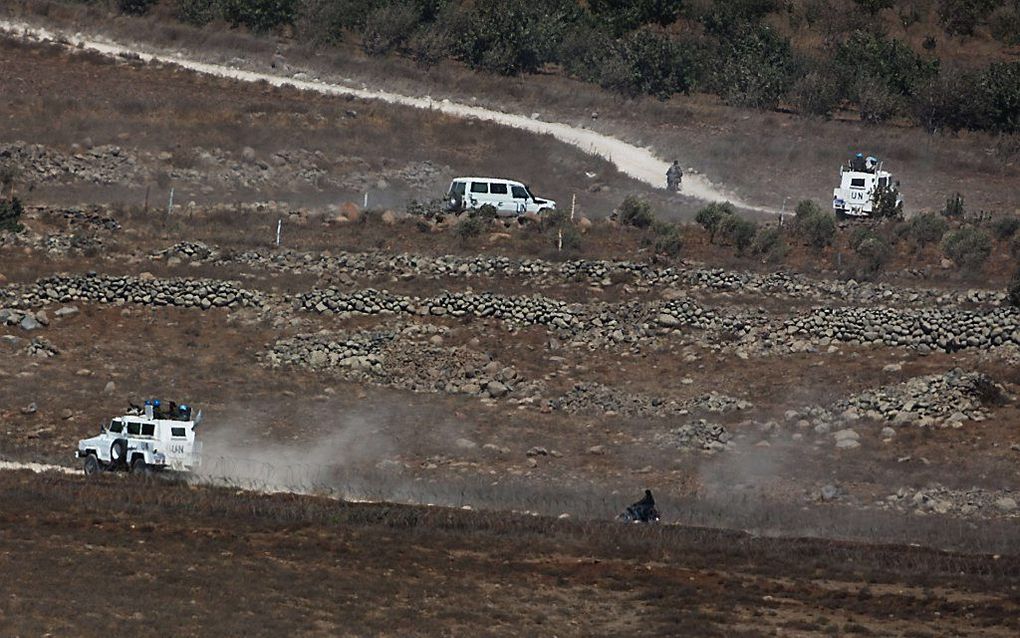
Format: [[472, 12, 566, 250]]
[[470, 182, 489, 194], [141, 423, 155, 437], [109, 420, 124, 433], [126, 422, 141, 436], [878, 177, 889, 187], [511, 186, 528, 199], [171, 427, 186, 438], [490, 183, 508, 195], [850, 178, 866, 188]]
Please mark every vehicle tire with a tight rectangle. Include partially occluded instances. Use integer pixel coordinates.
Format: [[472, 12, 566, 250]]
[[83, 454, 100, 476], [447, 193, 463, 213], [131, 457, 152, 476], [109, 439, 127, 468]]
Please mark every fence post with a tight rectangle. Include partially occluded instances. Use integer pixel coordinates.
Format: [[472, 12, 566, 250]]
[[571, 194, 576, 222], [276, 219, 282, 247]]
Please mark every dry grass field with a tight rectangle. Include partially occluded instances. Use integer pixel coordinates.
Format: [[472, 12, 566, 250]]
[[1, 7, 1020, 637]]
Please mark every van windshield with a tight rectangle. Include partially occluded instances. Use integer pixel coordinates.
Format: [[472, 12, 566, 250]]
[[511, 185, 529, 199], [450, 181, 466, 197]]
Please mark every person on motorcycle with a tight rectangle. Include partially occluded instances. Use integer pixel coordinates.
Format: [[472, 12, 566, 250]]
[[626, 489, 658, 523], [666, 161, 682, 192]]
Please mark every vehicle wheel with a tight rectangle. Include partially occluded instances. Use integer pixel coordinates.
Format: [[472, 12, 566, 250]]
[[83, 454, 100, 476], [131, 457, 152, 476], [109, 439, 127, 468], [447, 193, 463, 213]]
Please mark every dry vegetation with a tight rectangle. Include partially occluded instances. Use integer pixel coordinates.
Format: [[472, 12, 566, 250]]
[[1, 8, 1020, 637]]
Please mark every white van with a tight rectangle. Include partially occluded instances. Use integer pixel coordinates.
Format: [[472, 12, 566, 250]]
[[445, 177, 557, 217]]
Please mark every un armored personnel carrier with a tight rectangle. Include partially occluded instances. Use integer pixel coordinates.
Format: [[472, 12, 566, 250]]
[[76, 400, 202, 475], [832, 153, 902, 219]]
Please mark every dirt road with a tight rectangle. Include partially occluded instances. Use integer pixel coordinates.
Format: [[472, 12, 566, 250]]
[[0, 18, 777, 214]]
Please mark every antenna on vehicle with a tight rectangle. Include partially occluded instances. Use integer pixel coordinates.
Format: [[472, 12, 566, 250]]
[[193, 410, 203, 428]]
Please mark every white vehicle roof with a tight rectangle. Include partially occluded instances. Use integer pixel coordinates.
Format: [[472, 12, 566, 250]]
[[451, 177, 528, 186]]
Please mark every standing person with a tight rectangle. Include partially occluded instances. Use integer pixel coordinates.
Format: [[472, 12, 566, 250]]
[[666, 161, 683, 192]]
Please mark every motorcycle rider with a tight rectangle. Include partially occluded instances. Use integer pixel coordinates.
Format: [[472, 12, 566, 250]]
[[628, 489, 658, 522], [666, 161, 683, 192]]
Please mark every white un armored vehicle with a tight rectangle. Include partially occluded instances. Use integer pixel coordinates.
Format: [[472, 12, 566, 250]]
[[76, 400, 202, 475], [832, 153, 902, 219]]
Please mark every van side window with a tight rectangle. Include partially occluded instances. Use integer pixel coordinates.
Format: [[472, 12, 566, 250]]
[[470, 182, 488, 194], [127, 422, 141, 436], [490, 183, 508, 195], [141, 423, 155, 437], [878, 177, 888, 187], [511, 186, 529, 199], [850, 178, 866, 188], [109, 420, 124, 433], [171, 427, 186, 438]]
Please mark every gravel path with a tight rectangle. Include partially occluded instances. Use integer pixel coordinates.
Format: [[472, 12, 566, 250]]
[[0, 18, 778, 214]]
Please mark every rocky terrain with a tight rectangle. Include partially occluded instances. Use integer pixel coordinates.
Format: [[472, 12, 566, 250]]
[[2, 14, 1020, 636]]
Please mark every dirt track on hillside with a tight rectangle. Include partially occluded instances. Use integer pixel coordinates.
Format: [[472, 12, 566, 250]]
[[0, 18, 778, 214]]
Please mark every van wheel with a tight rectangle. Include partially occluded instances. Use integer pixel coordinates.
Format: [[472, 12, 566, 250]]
[[83, 455, 100, 476], [131, 457, 152, 476]]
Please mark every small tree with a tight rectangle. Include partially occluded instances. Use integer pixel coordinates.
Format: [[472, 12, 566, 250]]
[[941, 226, 992, 270], [871, 182, 903, 219], [617, 196, 655, 229], [456, 216, 484, 240], [991, 215, 1020, 240], [751, 226, 788, 263], [943, 192, 965, 218], [794, 200, 836, 249], [1008, 266, 1020, 307], [0, 197, 25, 234], [855, 235, 892, 277], [907, 212, 949, 247], [695, 201, 736, 243], [717, 215, 758, 254], [652, 222, 683, 258]]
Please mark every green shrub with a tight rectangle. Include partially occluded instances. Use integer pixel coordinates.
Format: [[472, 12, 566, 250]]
[[990, 5, 1020, 45], [473, 204, 499, 220], [943, 192, 965, 218], [992, 215, 1020, 240], [717, 215, 758, 254], [913, 69, 980, 133], [1009, 266, 1020, 307], [362, 2, 422, 55], [455, 215, 484, 239], [794, 199, 836, 249], [175, 0, 220, 26], [835, 30, 937, 100], [1011, 234, 1020, 259], [941, 226, 993, 269], [791, 69, 841, 117], [618, 196, 655, 228], [652, 222, 683, 257], [597, 28, 696, 99], [854, 234, 892, 276], [221, 0, 296, 33], [751, 226, 787, 262], [118, 0, 158, 15], [856, 77, 903, 124], [715, 23, 795, 109], [589, 0, 684, 35], [0, 197, 25, 234], [871, 182, 903, 219], [695, 201, 736, 242], [938, 0, 999, 36], [552, 225, 582, 251], [907, 212, 949, 247], [975, 62, 1020, 134]]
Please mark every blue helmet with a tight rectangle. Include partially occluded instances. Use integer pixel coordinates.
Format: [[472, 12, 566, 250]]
[[153, 399, 161, 407], [856, 152, 864, 158]]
